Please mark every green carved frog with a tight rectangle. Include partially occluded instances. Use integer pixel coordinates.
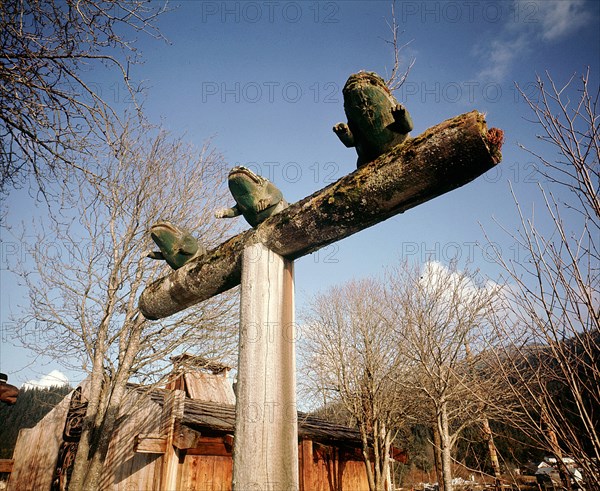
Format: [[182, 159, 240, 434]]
[[333, 71, 414, 167], [215, 166, 288, 228], [147, 221, 206, 270]]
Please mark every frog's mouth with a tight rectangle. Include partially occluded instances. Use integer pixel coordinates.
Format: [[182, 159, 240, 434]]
[[150, 221, 179, 245], [151, 221, 178, 235], [229, 166, 263, 185]]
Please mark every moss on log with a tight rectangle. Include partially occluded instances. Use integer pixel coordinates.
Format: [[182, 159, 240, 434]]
[[139, 110, 502, 320]]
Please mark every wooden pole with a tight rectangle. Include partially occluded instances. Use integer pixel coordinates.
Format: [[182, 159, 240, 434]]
[[233, 243, 298, 490], [139, 111, 503, 320]]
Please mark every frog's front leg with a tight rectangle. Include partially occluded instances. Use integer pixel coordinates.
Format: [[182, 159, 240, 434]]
[[333, 122, 355, 148], [256, 185, 284, 212], [147, 250, 165, 260], [388, 104, 413, 134], [215, 205, 242, 219], [256, 198, 273, 212]]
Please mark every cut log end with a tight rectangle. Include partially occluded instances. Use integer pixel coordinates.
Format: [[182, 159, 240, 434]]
[[486, 127, 505, 164]]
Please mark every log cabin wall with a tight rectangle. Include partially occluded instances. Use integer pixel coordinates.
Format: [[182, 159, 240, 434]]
[[180, 398, 373, 491], [169, 437, 369, 491], [299, 439, 370, 491], [177, 454, 232, 491], [99, 388, 165, 490], [7, 392, 71, 491]]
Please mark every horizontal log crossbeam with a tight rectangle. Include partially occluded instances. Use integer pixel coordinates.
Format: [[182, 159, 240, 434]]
[[139, 111, 502, 320]]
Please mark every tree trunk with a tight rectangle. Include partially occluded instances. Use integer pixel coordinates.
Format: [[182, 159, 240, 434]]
[[438, 402, 454, 491], [140, 111, 503, 320], [361, 423, 377, 491], [383, 429, 393, 491], [482, 417, 502, 489], [68, 317, 144, 491], [82, 393, 122, 489], [82, 320, 144, 490], [373, 420, 382, 491], [68, 350, 106, 491], [433, 426, 444, 491], [542, 408, 573, 491]]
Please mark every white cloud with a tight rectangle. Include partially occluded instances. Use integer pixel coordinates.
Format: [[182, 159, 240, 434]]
[[536, 0, 591, 41], [475, 0, 593, 81], [476, 35, 529, 81], [420, 260, 499, 304], [23, 369, 69, 389]]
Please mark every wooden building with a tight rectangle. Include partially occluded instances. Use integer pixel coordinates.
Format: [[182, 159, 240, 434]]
[[6, 357, 405, 490]]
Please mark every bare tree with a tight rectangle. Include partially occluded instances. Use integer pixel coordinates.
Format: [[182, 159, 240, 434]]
[[383, 2, 416, 92], [0, 0, 168, 195], [385, 261, 502, 491], [485, 69, 599, 488], [9, 120, 238, 491], [301, 278, 409, 491]]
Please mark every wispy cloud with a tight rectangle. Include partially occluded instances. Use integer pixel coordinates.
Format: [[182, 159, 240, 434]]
[[476, 35, 530, 81], [536, 0, 591, 41], [475, 0, 593, 81], [23, 369, 69, 389]]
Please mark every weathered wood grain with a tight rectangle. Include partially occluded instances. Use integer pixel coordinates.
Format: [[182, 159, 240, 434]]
[[8, 393, 71, 491]]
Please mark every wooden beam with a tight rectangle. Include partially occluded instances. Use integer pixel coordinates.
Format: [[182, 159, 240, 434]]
[[134, 434, 167, 454], [173, 425, 203, 450], [139, 111, 502, 320], [224, 433, 234, 452], [300, 440, 314, 491], [185, 436, 234, 457]]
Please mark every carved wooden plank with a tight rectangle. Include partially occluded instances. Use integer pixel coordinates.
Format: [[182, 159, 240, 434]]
[[139, 111, 502, 320]]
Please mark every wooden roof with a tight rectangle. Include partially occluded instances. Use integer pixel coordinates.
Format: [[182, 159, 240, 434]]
[[132, 385, 407, 461], [170, 354, 233, 374], [181, 398, 365, 447]]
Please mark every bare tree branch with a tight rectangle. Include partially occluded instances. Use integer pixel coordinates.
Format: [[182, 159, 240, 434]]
[[0, 0, 169, 196], [383, 1, 416, 91]]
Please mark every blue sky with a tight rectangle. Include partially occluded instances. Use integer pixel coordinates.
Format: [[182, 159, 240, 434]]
[[1, 0, 598, 387]]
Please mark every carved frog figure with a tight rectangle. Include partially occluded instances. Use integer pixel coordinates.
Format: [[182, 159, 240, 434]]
[[147, 221, 206, 270], [333, 71, 413, 167], [215, 166, 288, 228]]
